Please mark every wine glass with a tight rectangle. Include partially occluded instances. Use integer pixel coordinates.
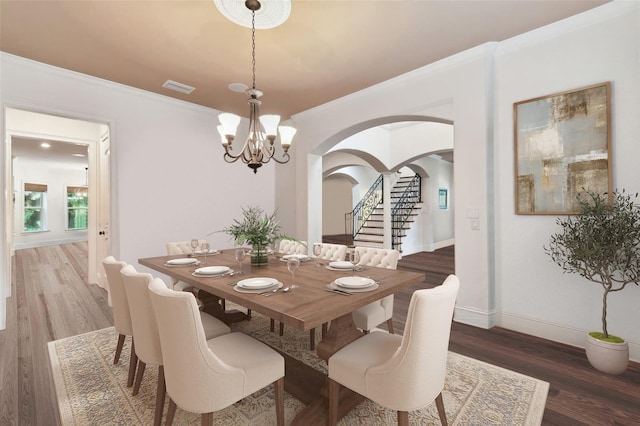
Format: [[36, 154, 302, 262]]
[[349, 249, 360, 275], [287, 258, 300, 289], [190, 239, 199, 257], [235, 248, 246, 274], [201, 242, 210, 264]]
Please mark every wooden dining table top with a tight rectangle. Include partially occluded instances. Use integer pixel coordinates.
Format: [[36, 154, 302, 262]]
[[138, 250, 425, 333]]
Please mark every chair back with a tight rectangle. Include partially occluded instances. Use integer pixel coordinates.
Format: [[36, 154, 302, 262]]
[[166, 240, 207, 287], [120, 265, 163, 366], [354, 247, 399, 270], [102, 256, 132, 335], [148, 279, 246, 413], [278, 239, 307, 255], [315, 243, 347, 261], [166, 240, 207, 255], [366, 274, 459, 411]]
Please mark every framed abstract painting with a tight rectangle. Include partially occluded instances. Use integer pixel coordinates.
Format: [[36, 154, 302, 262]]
[[514, 82, 611, 214]]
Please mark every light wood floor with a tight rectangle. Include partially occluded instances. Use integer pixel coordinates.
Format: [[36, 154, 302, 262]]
[[1, 242, 639, 425]]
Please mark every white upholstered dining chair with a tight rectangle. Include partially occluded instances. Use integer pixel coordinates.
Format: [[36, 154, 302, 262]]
[[328, 274, 460, 426], [277, 239, 307, 255], [166, 240, 207, 292], [352, 246, 400, 333], [313, 242, 348, 261], [102, 256, 137, 387], [148, 278, 285, 426], [120, 265, 231, 426]]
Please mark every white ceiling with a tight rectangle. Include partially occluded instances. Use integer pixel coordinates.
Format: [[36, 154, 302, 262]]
[[0, 0, 609, 121], [12, 137, 89, 165]]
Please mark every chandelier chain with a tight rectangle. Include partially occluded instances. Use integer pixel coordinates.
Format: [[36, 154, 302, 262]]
[[251, 10, 256, 90]]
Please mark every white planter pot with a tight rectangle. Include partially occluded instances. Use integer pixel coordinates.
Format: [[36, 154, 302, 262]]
[[585, 333, 629, 375]]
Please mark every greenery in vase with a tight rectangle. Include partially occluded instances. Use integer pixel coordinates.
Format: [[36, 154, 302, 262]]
[[221, 205, 291, 250], [544, 190, 640, 341]]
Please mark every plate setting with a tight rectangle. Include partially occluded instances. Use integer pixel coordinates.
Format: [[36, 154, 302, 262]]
[[330, 279, 379, 293], [165, 258, 199, 266], [191, 266, 231, 277], [335, 276, 375, 289], [234, 277, 282, 293], [281, 254, 310, 262]]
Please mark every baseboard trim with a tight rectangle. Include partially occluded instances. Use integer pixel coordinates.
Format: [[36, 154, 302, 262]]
[[453, 305, 496, 329], [14, 237, 87, 250], [497, 312, 640, 363], [433, 239, 455, 250]]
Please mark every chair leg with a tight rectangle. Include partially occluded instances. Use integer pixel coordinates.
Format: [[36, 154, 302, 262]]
[[270, 318, 275, 332], [114, 333, 125, 364], [132, 360, 146, 396], [328, 378, 340, 426], [154, 365, 166, 426], [387, 318, 395, 334], [247, 308, 252, 319], [279, 322, 285, 336], [397, 410, 409, 426], [201, 412, 213, 426], [127, 339, 137, 387], [274, 377, 285, 426], [435, 392, 448, 426], [166, 398, 177, 426], [309, 329, 315, 351]]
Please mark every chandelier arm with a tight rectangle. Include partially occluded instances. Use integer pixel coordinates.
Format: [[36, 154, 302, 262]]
[[268, 152, 291, 164]]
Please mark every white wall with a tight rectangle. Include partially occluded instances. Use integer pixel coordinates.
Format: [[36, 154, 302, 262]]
[[1, 53, 282, 328], [493, 2, 640, 359], [13, 157, 88, 248]]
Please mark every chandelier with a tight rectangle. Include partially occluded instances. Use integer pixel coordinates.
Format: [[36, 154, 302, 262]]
[[216, 0, 296, 174]]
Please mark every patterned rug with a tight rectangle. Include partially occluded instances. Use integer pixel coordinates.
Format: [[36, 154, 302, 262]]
[[48, 313, 548, 425]]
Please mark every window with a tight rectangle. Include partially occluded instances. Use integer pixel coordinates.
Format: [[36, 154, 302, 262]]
[[67, 186, 88, 230], [24, 183, 47, 232]]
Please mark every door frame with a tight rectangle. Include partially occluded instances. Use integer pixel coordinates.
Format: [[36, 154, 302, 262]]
[[3, 107, 112, 290]]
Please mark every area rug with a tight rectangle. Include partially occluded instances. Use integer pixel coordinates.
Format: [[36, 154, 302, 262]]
[[48, 313, 548, 425]]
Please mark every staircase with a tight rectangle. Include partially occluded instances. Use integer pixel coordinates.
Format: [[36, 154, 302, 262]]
[[352, 174, 421, 252]]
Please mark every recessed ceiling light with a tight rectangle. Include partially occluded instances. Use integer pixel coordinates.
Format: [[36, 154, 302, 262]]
[[40, 142, 51, 148], [72, 154, 86, 157], [162, 80, 195, 94]]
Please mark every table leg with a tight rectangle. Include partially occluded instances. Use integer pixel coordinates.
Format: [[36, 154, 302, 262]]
[[316, 313, 363, 362], [198, 290, 248, 325]]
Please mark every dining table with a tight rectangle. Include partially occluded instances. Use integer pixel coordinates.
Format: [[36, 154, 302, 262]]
[[138, 249, 425, 425]]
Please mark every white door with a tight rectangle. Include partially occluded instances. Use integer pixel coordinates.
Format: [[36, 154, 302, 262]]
[[88, 127, 111, 287]]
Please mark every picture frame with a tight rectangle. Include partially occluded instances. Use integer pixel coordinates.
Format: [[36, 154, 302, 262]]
[[514, 82, 611, 215], [439, 188, 448, 210]]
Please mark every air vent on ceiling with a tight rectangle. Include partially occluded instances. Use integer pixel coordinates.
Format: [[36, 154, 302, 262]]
[[162, 80, 195, 94]]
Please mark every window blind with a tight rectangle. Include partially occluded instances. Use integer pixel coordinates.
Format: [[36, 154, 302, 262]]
[[24, 183, 47, 192]]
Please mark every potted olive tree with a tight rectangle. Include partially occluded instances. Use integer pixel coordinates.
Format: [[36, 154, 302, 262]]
[[545, 189, 640, 374]]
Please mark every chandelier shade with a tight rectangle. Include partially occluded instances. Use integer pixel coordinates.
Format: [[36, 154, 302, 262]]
[[215, 0, 295, 173]]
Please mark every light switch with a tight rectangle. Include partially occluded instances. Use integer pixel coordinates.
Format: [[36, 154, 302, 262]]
[[471, 219, 480, 230]]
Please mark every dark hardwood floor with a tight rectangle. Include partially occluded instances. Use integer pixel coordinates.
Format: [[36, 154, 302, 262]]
[[1, 241, 639, 425]]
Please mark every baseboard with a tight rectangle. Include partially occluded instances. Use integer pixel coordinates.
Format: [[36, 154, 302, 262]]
[[453, 305, 496, 329], [433, 239, 455, 250], [14, 237, 87, 250], [497, 312, 640, 363]]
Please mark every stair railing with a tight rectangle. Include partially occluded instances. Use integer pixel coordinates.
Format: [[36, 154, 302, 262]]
[[346, 174, 383, 239], [391, 174, 421, 250]]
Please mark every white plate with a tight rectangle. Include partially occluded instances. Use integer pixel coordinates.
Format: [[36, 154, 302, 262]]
[[282, 254, 309, 261], [329, 281, 378, 293], [237, 277, 278, 290], [193, 266, 229, 275], [193, 249, 219, 256], [234, 281, 283, 294], [329, 261, 355, 269], [335, 276, 375, 289], [166, 258, 197, 265]]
